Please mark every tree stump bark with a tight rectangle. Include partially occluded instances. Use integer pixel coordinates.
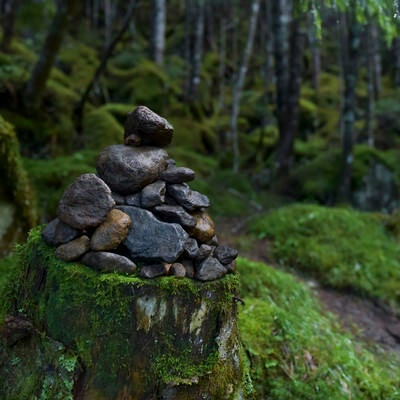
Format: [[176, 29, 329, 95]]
[[4, 228, 244, 399]]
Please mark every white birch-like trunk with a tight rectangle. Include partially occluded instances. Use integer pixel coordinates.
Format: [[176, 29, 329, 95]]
[[152, 0, 166, 65]]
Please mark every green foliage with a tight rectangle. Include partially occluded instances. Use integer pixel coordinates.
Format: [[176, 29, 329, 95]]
[[23, 151, 96, 220], [249, 204, 400, 311], [238, 257, 400, 399], [0, 253, 21, 323]]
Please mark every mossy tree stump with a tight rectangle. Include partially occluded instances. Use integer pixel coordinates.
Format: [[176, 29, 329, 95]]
[[9, 228, 244, 399]]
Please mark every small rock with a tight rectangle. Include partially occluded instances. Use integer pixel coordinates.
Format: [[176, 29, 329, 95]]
[[96, 145, 169, 194], [183, 238, 199, 258], [181, 259, 195, 278], [112, 192, 126, 205], [167, 183, 210, 211], [139, 264, 167, 278], [118, 206, 189, 263], [160, 165, 195, 184], [57, 173, 115, 229], [190, 211, 215, 243], [126, 192, 142, 207], [206, 235, 219, 246], [55, 235, 90, 262], [141, 181, 166, 209], [196, 244, 214, 260], [214, 246, 239, 265], [81, 252, 137, 274], [1, 315, 33, 347], [42, 218, 80, 246], [90, 209, 131, 251], [195, 257, 227, 281], [170, 263, 186, 278], [153, 204, 196, 229], [124, 106, 174, 147]]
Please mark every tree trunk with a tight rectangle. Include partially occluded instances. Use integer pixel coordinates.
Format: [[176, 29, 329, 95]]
[[0, 0, 19, 52], [23, 0, 78, 110], [394, 37, 400, 88], [2, 230, 244, 399], [272, 0, 306, 176], [308, 11, 321, 91], [74, 0, 138, 137], [365, 22, 376, 147], [151, 0, 166, 65], [339, 8, 361, 203], [230, 0, 260, 173]]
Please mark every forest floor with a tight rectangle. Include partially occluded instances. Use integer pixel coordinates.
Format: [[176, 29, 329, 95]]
[[216, 216, 400, 354]]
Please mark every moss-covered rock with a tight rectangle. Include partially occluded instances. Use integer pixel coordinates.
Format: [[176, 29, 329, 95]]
[[0, 115, 37, 255], [5, 227, 244, 399]]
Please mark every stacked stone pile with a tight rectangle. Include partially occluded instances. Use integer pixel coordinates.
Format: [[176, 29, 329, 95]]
[[42, 106, 238, 281]]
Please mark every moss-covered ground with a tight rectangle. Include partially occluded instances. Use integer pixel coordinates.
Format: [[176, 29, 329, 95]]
[[249, 203, 400, 312], [238, 257, 400, 399]]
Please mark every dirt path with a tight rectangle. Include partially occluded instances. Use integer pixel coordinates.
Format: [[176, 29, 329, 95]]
[[216, 217, 400, 354]]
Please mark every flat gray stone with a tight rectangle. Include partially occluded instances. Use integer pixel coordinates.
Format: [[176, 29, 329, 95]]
[[166, 183, 210, 211], [139, 264, 167, 278], [126, 192, 142, 207], [81, 252, 137, 274], [160, 166, 195, 184], [55, 235, 90, 262], [183, 238, 199, 258], [42, 218, 80, 246], [170, 263, 186, 278], [117, 206, 189, 263], [57, 173, 115, 229], [96, 145, 169, 195], [195, 257, 227, 281], [153, 204, 196, 229], [196, 244, 214, 260], [214, 246, 238, 265]]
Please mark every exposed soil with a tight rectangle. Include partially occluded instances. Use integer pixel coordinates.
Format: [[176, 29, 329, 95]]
[[216, 216, 400, 354]]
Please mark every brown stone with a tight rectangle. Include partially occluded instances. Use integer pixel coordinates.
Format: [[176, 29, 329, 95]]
[[90, 209, 131, 251], [55, 235, 90, 262], [57, 174, 115, 229], [170, 263, 186, 278], [190, 211, 215, 243]]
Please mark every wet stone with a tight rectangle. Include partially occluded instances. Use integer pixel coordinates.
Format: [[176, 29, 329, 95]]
[[190, 211, 215, 243], [167, 183, 210, 211], [153, 204, 196, 229], [96, 145, 169, 194], [111, 192, 126, 205], [81, 251, 137, 274], [124, 105, 174, 148], [141, 181, 166, 209], [183, 238, 199, 258], [57, 173, 115, 230], [55, 235, 90, 262], [90, 209, 131, 251], [170, 263, 186, 278], [41, 218, 80, 246], [214, 246, 239, 265], [160, 165, 195, 184], [182, 259, 195, 278], [195, 257, 227, 282], [118, 206, 189, 263], [139, 264, 167, 279], [126, 192, 142, 207], [196, 244, 214, 260]]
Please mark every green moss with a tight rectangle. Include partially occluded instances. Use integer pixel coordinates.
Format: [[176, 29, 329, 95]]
[[249, 204, 400, 311], [238, 257, 400, 399], [0, 115, 37, 228]]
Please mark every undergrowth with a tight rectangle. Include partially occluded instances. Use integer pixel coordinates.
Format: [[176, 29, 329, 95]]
[[238, 257, 400, 399], [249, 203, 400, 311]]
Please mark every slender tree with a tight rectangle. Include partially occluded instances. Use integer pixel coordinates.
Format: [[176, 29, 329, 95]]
[[24, 0, 78, 109], [230, 0, 260, 172], [151, 0, 166, 65]]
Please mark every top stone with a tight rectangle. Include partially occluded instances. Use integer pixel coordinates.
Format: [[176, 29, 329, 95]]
[[124, 105, 174, 147]]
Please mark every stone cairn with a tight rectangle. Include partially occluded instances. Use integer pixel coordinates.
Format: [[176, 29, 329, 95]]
[[42, 106, 238, 281]]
